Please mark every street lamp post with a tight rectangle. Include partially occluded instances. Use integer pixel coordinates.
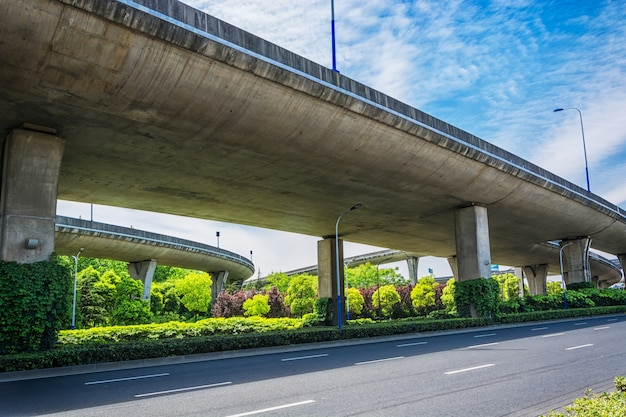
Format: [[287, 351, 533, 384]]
[[335, 203, 362, 330], [559, 242, 575, 309], [553, 107, 590, 192], [71, 248, 85, 330], [330, 0, 337, 71]]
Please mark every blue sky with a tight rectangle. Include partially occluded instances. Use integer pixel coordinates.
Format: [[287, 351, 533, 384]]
[[58, 0, 626, 278]]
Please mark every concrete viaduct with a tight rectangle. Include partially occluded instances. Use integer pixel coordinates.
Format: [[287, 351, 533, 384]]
[[2, 0, 626, 321], [55, 215, 254, 301]]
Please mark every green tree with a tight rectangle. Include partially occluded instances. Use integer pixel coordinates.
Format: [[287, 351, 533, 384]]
[[346, 263, 408, 289], [411, 276, 438, 310], [174, 272, 213, 316], [346, 287, 364, 317], [152, 265, 190, 283], [372, 285, 401, 318], [285, 274, 316, 317], [111, 274, 150, 325], [441, 278, 457, 314], [547, 281, 564, 296], [243, 294, 270, 317], [76, 266, 110, 328], [264, 272, 292, 293], [494, 272, 520, 301]]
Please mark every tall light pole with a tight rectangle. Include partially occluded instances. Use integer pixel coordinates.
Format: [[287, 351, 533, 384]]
[[553, 107, 590, 192], [330, 0, 337, 71], [559, 241, 575, 309], [71, 248, 85, 330], [335, 203, 362, 330]]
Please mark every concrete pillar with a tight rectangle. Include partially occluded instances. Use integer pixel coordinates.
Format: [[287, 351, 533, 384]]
[[522, 264, 548, 295], [447, 256, 458, 279], [618, 254, 626, 280], [318, 237, 343, 325], [560, 238, 592, 285], [0, 128, 64, 263], [406, 256, 420, 284], [454, 204, 492, 281], [210, 270, 229, 304], [128, 259, 157, 300]]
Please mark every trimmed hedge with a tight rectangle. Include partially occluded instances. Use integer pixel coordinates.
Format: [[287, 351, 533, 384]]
[[1, 306, 625, 373]]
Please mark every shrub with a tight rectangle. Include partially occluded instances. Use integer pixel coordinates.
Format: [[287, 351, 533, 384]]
[[372, 285, 401, 318], [346, 287, 364, 317], [0, 256, 72, 353], [314, 297, 333, 325], [264, 287, 290, 318], [411, 277, 437, 310], [454, 278, 500, 319], [284, 275, 316, 317], [243, 294, 270, 317]]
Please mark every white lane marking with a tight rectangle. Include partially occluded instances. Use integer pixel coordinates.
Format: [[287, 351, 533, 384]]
[[566, 344, 594, 351], [531, 327, 549, 331], [355, 356, 405, 365], [608, 318, 618, 322], [445, 364, 495, 375], [594, 326, 610, 331], [473, 333, 496, 338], [574, 322, 587, 326], [541, 333, 564, 338], [397, 341, 428, 347], [225, 400, 316, 417], [464, 342, 499, 349], [281, 353, 329, 362], [135, 381, 232, 398], [85, 373, 170, 385]]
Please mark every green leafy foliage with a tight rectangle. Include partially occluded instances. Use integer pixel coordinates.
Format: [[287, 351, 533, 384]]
[[346, 287, 364, 317], [0, 256, 72, 353], [411, 276, 438, 309], [243, 294, 270, 317], [542, 381, 626, 417], [263, 272, 291, 293], [454, 278, 500, 318], [174, 272, 213, 315], [371, 285, 401, 318], [345, 262, 408, 289], [284, 274, 316, 317], [493, 272, 520, 301], [441, 278, 456, 314]]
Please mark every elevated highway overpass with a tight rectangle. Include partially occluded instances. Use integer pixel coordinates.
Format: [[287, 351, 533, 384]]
[[55, 215, 254, 299], [1, 0, 625, 314]]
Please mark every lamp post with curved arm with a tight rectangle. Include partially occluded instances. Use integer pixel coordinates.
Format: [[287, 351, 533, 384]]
[[553, 107, 590, 192], [335, 203, 362, 330], [71, 247, 85, 330]]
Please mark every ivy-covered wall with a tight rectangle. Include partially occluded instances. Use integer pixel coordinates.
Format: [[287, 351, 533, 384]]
[[0, 255, 72, 353], [454, 277, 501, 318]]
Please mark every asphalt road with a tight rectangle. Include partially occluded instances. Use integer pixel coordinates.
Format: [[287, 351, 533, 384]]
[[2, 315, 625, 416]]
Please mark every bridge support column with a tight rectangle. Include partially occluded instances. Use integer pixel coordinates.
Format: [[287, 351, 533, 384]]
[[447, 256, 458, 279], [406, 256, 420, 284], [210, 271, 229, 304], [318, 237, 344, 325], [454, 204, 492, 281], [0, 128, 64, 263], [560, 238, 592, 285], [618, 254, 626, 281], [522, 264, 548, 295], [128, 259, 157, 300]]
